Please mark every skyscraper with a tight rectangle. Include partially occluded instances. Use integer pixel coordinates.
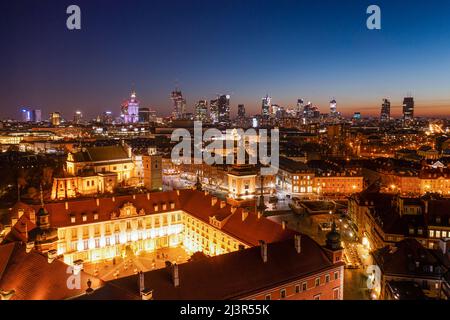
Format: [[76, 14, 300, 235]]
[[209, 98, 219, 124], [237, 104, 245, 119], [329, 99, 337, 117], [50, 112, 61, 126], [261, 95, 271, 119], [296, 99, 304, 117], [139, 108, 150, 123], [73, 111, 82, 124], [380, 98, 391, 122], [121, 91, 140, 123], [21, 108, 41, 122], [171, 89, 186, 120], [403, 96, 414, 122], [195, 99, 208, 122], [217, 94, 231, 125]]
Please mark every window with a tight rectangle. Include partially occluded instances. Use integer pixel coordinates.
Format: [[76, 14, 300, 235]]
[[295, 285, 300, 294], [429, 230, 435, 238], [333, 288, 340, 300], [325, 274, 330, 283], [265, 294, 271, 300], [313, 294, 321, 300], [436, 231, 441, 238], [82, 215, 87, 222], [302, 282, 307, 291], [94, 213, 98, 220], [315, 278, 320, 287], [442, 231, 447, 238], [70, 216, 76, 223], [280, 289, 286, 299], [334, 271, 339, 280]]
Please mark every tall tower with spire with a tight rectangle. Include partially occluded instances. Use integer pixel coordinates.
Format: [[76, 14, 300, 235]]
[[122, 90, 140, 123]]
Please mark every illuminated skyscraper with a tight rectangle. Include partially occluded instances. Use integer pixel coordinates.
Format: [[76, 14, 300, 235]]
[[329, 99, 337, 117], [171, 89, 186, 120], [73, 111, 82, 124], [403, 96, 414, 122], [21, 108, 41, 122], [209, 98, 219, 124], [195, 99, 208, 122], [261, 95, 271, 119], [217, 94, 231, 125], [380, 98, 391, 122], [296, 99, 304, 117], [50, 112, 61, 126], [121, 91, 140, 123]]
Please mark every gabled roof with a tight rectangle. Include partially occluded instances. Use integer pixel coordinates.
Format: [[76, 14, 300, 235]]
[[70, 146, 130, 163]]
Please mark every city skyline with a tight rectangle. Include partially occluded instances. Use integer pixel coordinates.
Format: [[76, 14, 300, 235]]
[[2, 0, 450, 119]]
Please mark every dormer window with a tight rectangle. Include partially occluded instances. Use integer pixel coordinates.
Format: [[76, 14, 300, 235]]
[[82, 215, 87, 222], [70, 215, 76, 223], [94, 213, 99, 220]]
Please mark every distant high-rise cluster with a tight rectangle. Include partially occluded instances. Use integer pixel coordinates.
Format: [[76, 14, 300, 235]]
[[171, 89, 186, 120], [21, 108, 41, 123], [380, 98, 391, 122], [50, 112, 61, 126], [121, 91, 140, 123], [73, 111, 82, 124]]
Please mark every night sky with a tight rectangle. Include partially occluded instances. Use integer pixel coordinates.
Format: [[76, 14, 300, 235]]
[[1, 0, 450, 120]]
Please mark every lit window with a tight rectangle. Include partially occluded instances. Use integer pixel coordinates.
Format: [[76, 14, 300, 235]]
[[429, 230, 435, 238], [82, 215, 87, 222], [436, 231, 441, 238], [94, 213, 98, 220], [70, 216, 75, 223]]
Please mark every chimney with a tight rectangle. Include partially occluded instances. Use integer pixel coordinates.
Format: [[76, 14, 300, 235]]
[[282, 220, 287, 230], [96, 198, 100, 206], [26, 241, 35, 253], [211, 197, 218, 207], [138, 271, 145, 295], [47, 249, 57, 264], [147, 193, 150, 200], [220, 201, 226, 209], [257, 211, 262, 219], [241, 209, 248, 221], [112, 196, 115, 202], [172, 263, 179, 287], [141, 289, 153, 300], [65, 201, 69, 210], [176, 190, 180, 196], [259, 240, 268, 263], [295, 234, 302, 253]]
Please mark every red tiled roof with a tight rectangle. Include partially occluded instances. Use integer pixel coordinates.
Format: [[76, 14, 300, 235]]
[[15, 190, 294, 246], [103, 238, 338, 300], [0, 242, 102, 300]]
